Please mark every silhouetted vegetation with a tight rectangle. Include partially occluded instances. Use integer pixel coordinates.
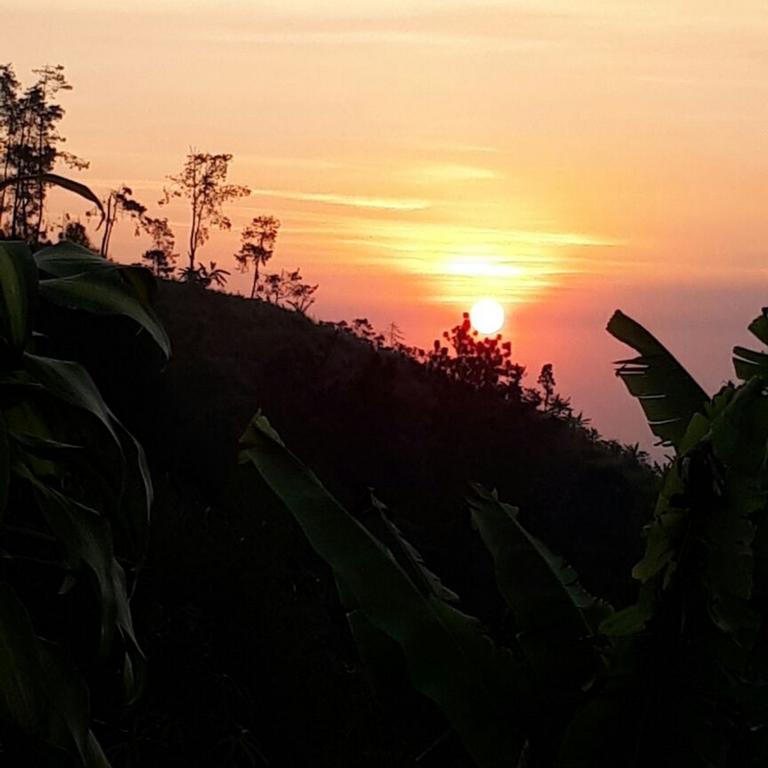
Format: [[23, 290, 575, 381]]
[[1, 62, 763, 768], [0, 240, 169, 765], [11, 235, 763, 766], [422, 311, 526, 396], [96, 184, 147, 259], [139, 215, 178, 278], [0, 65, 88, 242], [235, 215, 280, 298], [58, 215, 92, 248], [161, 151, 250, 284]]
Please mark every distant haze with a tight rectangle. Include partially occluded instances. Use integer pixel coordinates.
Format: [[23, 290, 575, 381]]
[[6, 1, 768, 454]]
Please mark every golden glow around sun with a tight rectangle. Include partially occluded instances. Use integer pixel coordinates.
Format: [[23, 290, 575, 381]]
[[469, 299, 505, 335]]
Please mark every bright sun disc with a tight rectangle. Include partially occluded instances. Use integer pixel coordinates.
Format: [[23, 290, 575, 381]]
[[470, 299, 505, 335]]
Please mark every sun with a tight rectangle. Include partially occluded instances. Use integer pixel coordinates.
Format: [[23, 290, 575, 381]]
[[469, 299, 505, 335]]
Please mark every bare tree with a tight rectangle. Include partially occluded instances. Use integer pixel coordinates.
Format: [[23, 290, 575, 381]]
[[160, 151, 250, 276]]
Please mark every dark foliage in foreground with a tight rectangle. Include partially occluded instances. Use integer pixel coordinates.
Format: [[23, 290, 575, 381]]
[[240, 308, 768, 766]]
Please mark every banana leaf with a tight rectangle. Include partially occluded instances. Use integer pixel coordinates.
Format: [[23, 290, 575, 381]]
[[468, 484, 609, 694], [0, 583, 110, 767], [0, 242, 37, 355], [39, 269, 170, 359], [733, 308, 768, 379], [240, 413, 525, 768], [607, 310, 708, 452]]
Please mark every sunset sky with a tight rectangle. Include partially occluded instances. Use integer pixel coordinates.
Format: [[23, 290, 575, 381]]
[[6, 0, 768, 452]]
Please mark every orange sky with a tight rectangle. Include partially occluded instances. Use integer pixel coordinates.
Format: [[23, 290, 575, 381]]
[[6, 1, 768, 453]]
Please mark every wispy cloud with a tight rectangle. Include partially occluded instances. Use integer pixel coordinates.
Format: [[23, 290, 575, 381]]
[[248, 188, 430, 211], [198, 30, 556, 51], [330, 221, 619, 250], [405, 164, 502, 183], [423, 143, 502, 155], [235, 155, 349, 171]]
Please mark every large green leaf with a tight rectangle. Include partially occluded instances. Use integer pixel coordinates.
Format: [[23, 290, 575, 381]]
[[598, 589, 657, 637], [468, 485, 609, 692], [34, 241, 112, 278], [733, 346, 768, 381], [18, 354, 152, 563], [470, 485, 611, 632], [607, 310, 708, 451], [0, 417, 9, 524], [23, 353, 121, 448], [337, 565, 527, 720], [32, 242, 170, 358], [0, 584, 42, 732], [3, 393, 125, 525], [17, 466, 138, 658], [703, 377, 768, 647], [0, 241, 37, 354], [630, 458, 690, 588], [360, 493, 459, 602], [111, 420, 153, 565], [240, 414, 525, 768], [554, 635, 646, 768], [733, 308, 768, 380], [0, 584, 110, 767], [611, 415, 712, 638], [746, 308, 768, 345], [39, 269, 170, 358]]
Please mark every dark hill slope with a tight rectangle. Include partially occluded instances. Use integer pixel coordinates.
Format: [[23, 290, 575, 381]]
[[146, 282, 655, 603], [41, 282, 657, 767]]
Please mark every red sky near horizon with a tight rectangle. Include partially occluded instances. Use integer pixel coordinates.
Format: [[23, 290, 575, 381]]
[[6, 0, 768, 455]]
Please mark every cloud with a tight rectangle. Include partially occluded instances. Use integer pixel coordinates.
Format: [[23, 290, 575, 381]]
[[23, 2, 576, 50], [234, 155, 348, 171], [405, 164, 503, 183], [248, 188, 430, 211]]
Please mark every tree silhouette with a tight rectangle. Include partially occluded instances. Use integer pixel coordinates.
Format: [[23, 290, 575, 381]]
[[58, 215, 92, 248], [235, 215, 280, 298], [386, 322, 405, 348], [94, 184, 147, 258], [0, 64, 20, 235], [537, 363, 556, 410], [426, 312, 525, 398], [257, 268, 318, 314], [0, 64, 87, 242], [161, 151, 249, 277], [141, 216, 177, 278]]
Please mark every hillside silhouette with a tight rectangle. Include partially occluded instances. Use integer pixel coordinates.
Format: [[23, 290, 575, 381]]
[[146, 283, 656, 600], [32, 280, 658, 766]]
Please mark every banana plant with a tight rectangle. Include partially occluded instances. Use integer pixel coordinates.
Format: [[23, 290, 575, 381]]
[[0, 240, 169, 766], [587, 309, 768, 766]]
